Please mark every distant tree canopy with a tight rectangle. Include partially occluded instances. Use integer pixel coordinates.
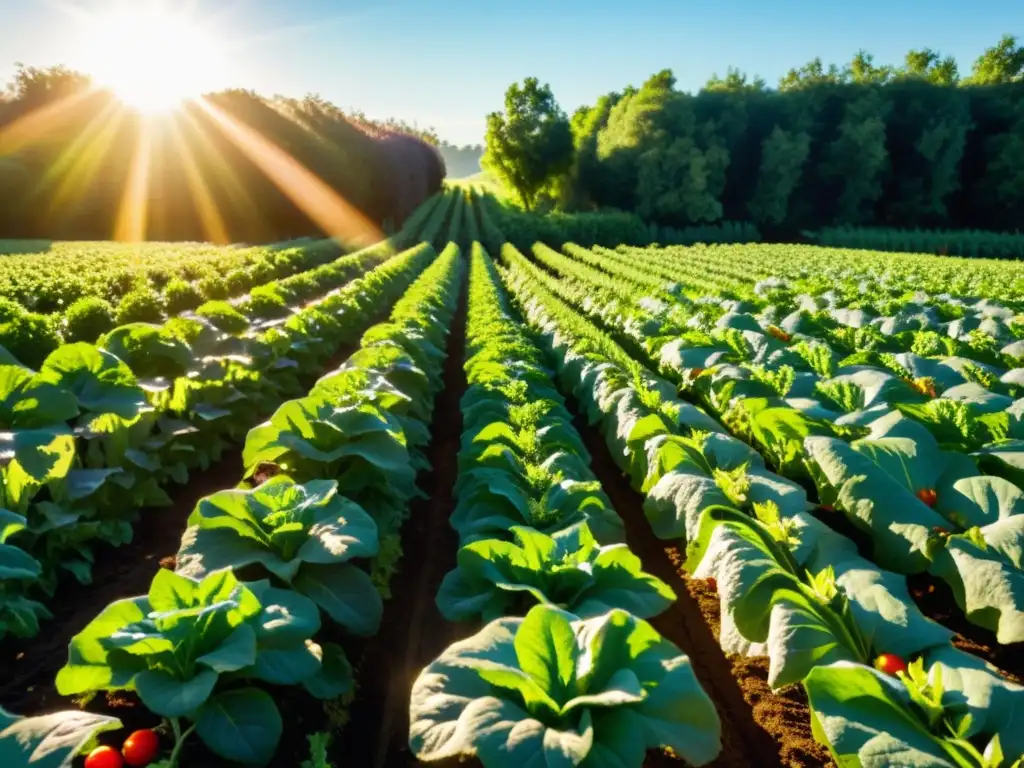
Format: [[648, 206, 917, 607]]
[[482, 78, 574, 211], [0, 65, 444, 242], [497, 35, 1024, 234]]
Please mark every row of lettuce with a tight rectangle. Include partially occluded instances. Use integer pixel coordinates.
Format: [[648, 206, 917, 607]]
[[496, 236, 1024, 765], [529, 238, 1024, 645], [408, 245, 723, 766], [0, 191, 457, 644], [4, 238, 463, 765]]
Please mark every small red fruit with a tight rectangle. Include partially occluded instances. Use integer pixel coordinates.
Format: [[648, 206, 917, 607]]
[[873, 653, 908, 677], [916, 488, 937, 507], [706, 577, 718, 592], [122, 729, 161, 767], [85, 745, 124, 768]]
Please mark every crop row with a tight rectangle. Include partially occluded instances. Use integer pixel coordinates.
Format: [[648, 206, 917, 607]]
[[1, 238, 462, 765], [501, 238, 1023, 765], [408, 244, 723, 767], [0, 192, 457, 645]]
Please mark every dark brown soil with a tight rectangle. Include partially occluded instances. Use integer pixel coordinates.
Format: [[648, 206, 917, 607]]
[[684, 579, 835, 768], [340, 265, 470, 768], [907, 572, 1024, 684], [728, 656, 836, 768], [566, 399, 784, 768]]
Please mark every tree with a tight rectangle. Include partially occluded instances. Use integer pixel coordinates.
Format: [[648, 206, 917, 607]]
[[966, 35, 1024, 84], [482, 78, 573, 210], [902, 49, 959, 85]]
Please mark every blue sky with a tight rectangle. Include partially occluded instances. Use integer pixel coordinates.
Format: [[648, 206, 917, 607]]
[[1, 0, 1021, 145]]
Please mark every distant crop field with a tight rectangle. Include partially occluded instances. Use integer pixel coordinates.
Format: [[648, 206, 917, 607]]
[[3, 188, 1022, 767]]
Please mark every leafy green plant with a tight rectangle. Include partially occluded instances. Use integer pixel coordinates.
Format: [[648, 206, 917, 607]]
[[176, 476, 382, 634], [161, 277, 203, 315], [805, 661, 1020, 768], [63, 297, 116, 343], [437, 522, 674, 622], [409, 604, 721, 767], [0, 706, 122, 767], [57, 568, 346, 765], [115, 287, 164, 325]]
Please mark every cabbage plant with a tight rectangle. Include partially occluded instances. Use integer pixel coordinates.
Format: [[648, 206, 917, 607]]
[[176, 476, 382, 635], [409, 604, 721, 767], [436, 522, 674, 622], [57, 568, 347, 764]]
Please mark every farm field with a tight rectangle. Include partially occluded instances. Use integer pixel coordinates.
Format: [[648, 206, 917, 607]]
[[1, 187, 1022, 768]]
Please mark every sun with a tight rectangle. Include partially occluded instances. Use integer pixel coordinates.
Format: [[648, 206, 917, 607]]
[[75, 6, 228, 113]]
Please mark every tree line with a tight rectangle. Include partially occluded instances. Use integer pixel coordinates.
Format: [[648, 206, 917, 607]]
[[0, 65, 444, 242], [483, 35, 1024, 235]]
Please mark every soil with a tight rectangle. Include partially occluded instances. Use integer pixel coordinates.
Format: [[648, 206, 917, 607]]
[[685, 579, 836, 768], [907, 572, 1024, 684], [565, 398, 787, 768], [339, 265, 470, 768]]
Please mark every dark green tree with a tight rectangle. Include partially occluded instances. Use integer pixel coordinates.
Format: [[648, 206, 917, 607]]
[[482, 78, 574, 210]]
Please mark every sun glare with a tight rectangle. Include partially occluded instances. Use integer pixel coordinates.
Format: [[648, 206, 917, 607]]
[[75, 7, 228, 113]]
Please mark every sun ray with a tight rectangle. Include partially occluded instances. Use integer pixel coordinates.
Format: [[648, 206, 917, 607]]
[[37, 100, 125, 206], [0, 89, 98, 156], [196, 97, 383, 246], [114, 117, 154, 242], [175, 105, 265, 240], [168, 118, 231, 245]]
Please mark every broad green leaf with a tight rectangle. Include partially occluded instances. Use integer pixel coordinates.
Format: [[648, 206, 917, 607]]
[[0, 707, 121, 768], [195, 688, 282, 766], [135, 667, 218, 717], [292, 562, 382, 635]]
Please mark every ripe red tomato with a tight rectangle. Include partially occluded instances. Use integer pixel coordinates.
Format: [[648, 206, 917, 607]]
[[873, 653, 908, 677], [85, 745, 124, 768], [916, 488, 938, 507], [706, 577, 718, 592], [122, 729, 161, 767]]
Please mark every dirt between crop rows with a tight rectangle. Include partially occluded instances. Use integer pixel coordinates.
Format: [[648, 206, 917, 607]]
[[339, 271, 470, 768], [564, 398, 811, 768]]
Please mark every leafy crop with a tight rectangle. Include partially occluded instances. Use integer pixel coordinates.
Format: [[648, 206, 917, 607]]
[[410, 604, 721, 767]]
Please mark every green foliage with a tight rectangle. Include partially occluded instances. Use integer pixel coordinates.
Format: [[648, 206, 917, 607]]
[[163, 278, 204, 314], [62, 297, 115, 343], [482, 78, 574, 211], [115, 286, 164, 325], [0, 309, 60, 368], [409, 604, 722, 767]]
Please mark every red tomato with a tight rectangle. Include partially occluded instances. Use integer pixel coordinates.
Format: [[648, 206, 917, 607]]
[[85, 746, 124, 768], [873, 653, 908, 677], [122, 729, 161, 767], [706, 577, 718, 592], [916, 488, 938, 507]]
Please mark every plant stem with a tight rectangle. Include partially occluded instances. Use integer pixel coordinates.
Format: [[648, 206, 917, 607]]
[[167, 718, 197, 767]]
